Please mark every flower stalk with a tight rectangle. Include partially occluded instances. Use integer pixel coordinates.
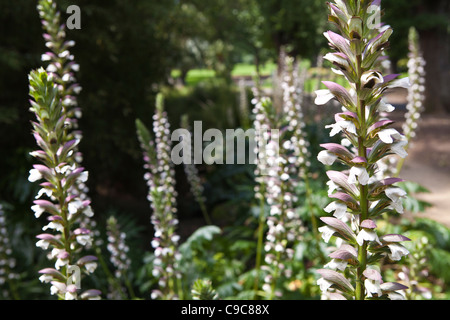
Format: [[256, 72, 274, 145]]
[[180, 114, 212, 225], [0, 204, 20, 299], [252, 55, 309, 299], [395, 27, 426, 176], [315, 0, 411, 300], [136, 94, 182, 300], [28, 69, 100, 300], [106, 216, 135, 299]]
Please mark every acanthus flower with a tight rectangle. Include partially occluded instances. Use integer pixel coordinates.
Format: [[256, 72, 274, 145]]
[[315, 0, 411, 300], [28, 68, 100, 300], [136, 94, 181, 300]]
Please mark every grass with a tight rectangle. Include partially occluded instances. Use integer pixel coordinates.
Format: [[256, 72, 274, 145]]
[[170, 60, 357, 93]]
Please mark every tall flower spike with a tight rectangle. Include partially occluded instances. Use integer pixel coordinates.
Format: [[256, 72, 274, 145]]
[[136, 94, 181, 300], [28, 69, 100, 300], [402, 27, 425, 145], [0, 204, 19, 299], [37, 0, 82, 123], [37, 0, 100, 250], [180, 115, 211, 225], [252, 55, 307, 300], [316, 0, 410, 300], [106, 216, 135, 299]]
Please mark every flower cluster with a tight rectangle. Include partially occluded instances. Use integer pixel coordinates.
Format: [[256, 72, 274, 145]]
[[252, 55, 309, 299], [398, 236, 433, 299], [37, 0, 97, 235], [315, 0, 411, 300], [136, 94, 181, 300], [402, 27, 426, 148], [106, 217, 131, 280], [28, 69, 100, 300], [0, 205, 19, 299], [37, 0, 82, 126], [105, 216, 134, 299], [180, 115, 211, 225]]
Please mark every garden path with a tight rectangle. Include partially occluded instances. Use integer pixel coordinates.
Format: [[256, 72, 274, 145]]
[[386, 89, 450, 227]]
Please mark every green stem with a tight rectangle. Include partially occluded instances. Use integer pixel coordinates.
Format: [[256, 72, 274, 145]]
[[304, 174, 318, 240], [355, 184, 369, 300], [7, 277, 20, 300], [253, 193, 266, 299], [199, 201, 212, 225], [94, 246, 128, 299], [354, 46, 369, 299]]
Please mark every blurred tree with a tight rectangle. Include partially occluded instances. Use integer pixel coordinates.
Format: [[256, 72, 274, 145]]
[[257, 0, 327, 71], [383, 0, 450, 113], [179, 0, 271, 83], [0, 0, 180, 216]]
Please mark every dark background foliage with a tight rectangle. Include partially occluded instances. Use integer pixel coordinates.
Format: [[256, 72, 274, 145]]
[[0, 0, 448, 251]]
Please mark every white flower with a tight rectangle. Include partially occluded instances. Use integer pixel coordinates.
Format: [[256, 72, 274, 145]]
[[317, 150, 338, 166], [46, 64, 58, 73], [387, 243, 409, 261], [36, 239, 50, 250], [31, 205, 45, 218], [325, 120, 356, 137], [378, 100, 395, 113], [28, 169, 43, 182], [348, 166, 369, 185], [85, 262, 97, 273], [365, 278, 382, 297], [68, 200, 83, 215], [385, 187, 407, 214], [41, 53, 52, 61], [377, 128, 403, 144], [65, 291, 77, 300], [83, 206, 94, 217], [324, 201, 347, 220], [391, 139, 408, 158], [50, 284, 61, 295], [326, 180, 339, 195], [55, 258, 68, 270], [356, 229, 381, 246], [318, 226, 335, 243], [39, 274, 53, 283], [43, 221, 64, 232], [317, 277, 333, 293], [78, 171, 89, 183], [151, 239, 160, 248], [388, 77, 410, 89], [76, 234, 92, 247], [324, 259, 348, 271], [315, 89, 334, 105], [36, 188, 53, 199]]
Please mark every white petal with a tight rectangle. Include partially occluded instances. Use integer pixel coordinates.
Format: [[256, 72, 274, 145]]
[[348, 166, 369, 185], [317, 278, 333, 293], [391, 140, 408, 158], [318, 226, 335, 243], [31, 205, 45, 218], [387, 243, 409, 261], [28, 169, 43, 182], [315, 89, 334, 105], [317, 150, 338, 165], [378, 100, 395, 113], [388, 77, 410, 89], [356, 229, 380, 246]]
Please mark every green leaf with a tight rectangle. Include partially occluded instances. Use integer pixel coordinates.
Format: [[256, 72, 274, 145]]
[[413, 218, 450, 251]]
